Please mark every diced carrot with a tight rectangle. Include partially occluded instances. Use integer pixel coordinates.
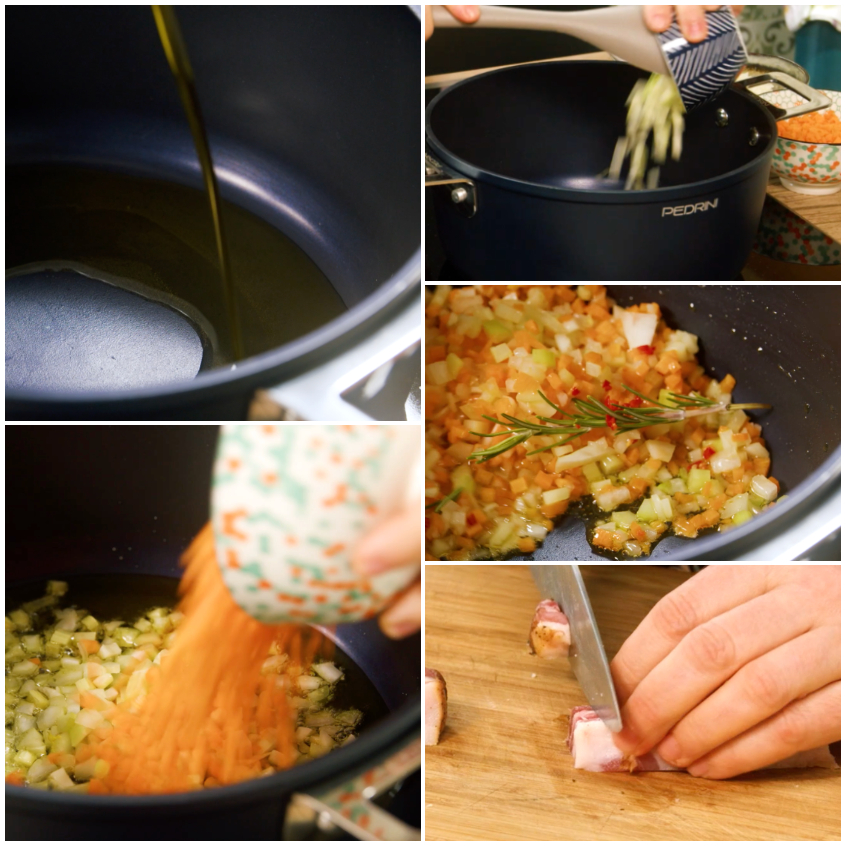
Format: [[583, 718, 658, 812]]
[[719, 374, 736, 393], [426, 345, 446, 364], [546, 371, 564, 391], [509, 477, 528, 494], [517, 537, 536, 553], [534, 471, 554, 490], [630, 522, 647, 541]]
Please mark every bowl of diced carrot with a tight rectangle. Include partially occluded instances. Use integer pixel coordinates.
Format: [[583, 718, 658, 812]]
[[768, 90, 840, 195]]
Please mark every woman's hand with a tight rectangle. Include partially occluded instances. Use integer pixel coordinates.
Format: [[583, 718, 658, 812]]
[[352, 501, 421, 639], [643, 5, 744, 43], [611, 565, 840, 779], [425, 5, 481, 41]]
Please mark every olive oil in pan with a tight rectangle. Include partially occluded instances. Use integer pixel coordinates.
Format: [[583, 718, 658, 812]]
[[152, 5, 244, 361], [5, 165, 346, 367]]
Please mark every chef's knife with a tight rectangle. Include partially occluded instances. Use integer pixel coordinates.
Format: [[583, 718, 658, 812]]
[[530, 564, 622, 733]]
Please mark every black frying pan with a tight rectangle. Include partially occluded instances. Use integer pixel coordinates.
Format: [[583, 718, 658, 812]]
[[428, 285, 841, 561], [5, 426, 420, 840]]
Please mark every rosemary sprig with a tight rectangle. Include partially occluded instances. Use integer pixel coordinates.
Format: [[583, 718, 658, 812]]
[[468, 387, 770, 463], [426, 487, 463, 512]]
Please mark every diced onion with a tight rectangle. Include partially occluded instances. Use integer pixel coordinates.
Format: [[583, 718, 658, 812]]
[[620, 311, 658, 350], [750, 475, 778, 503], [645, 440, 675, 463]]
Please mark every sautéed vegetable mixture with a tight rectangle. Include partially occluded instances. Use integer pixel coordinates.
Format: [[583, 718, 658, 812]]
[[5, 577, 361, 792], [425, 285, 780, 560]]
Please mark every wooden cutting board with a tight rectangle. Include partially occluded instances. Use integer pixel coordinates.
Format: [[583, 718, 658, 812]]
[[424, 565, 840, 841]]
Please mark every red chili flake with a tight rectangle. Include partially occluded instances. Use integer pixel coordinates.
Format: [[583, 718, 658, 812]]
[[467, 513, 477, 526], [602, 380, 612, 391], [636, 345, 655, 354], [425, 517, 431, 530], [605, 414, 617, 430], [626, 397, 644, 408], [703, 446, 716, 459], [571, 388, 580, 396]]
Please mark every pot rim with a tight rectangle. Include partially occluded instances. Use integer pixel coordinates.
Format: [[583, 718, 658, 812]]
[[4, 695, 420, 812], [425, 60, 778, 205], [5, 252, 420, 411]]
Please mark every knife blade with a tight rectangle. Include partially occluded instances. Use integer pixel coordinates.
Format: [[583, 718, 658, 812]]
[[530, 564, 622, 733]]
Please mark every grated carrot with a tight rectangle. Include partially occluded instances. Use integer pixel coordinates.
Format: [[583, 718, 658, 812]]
[[81, 523, 324, 793], [778, 111, 841, 144]]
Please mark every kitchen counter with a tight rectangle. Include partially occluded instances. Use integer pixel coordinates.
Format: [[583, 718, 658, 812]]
[[424, 564, 841, 841]]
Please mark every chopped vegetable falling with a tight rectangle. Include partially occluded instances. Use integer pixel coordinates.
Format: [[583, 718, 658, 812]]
[[608, 73, 686, 190], [6, 556, 362, 792]]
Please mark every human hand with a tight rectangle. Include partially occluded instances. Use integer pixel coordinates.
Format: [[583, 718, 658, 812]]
[[352, 501, 421, 639], [643, 5, 744, 43], [425, 5, 481, 41], [611, 565, 840, 779]]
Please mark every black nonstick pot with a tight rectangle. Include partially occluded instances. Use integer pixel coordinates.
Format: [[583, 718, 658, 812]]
[[425, 61, 820, 281], [428, 285, 841, 561], [5, 426, 420, 840], [6, 6, 420, 421]]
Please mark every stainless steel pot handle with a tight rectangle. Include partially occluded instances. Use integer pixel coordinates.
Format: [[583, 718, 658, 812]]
[[735, 71, 832, 121], [425, 151, 477, 217], [283, 737, 421, 840], [254, 295, 420, 422]]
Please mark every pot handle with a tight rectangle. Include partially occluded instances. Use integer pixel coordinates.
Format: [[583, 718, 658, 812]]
[[735, 71, 832, 121], [283, 737, 421, 840], [425, 150, 477, 217], [251, 295, 420, 422]]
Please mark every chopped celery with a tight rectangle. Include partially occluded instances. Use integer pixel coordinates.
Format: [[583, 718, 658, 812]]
[[612, 511, 637, 528], [450, 464, 476, 497], [112, 627, 139, 648], [532, 348, 557, 368], [732, 510, 753, 526], [446, 353, 464, 379], [687, 468, 711, 494], [9, 610, 31, 631], [581, 462, 604, 483], [482, 319, 512, 343], [636, 499, 658, 522], [599, 454, 625, 476]]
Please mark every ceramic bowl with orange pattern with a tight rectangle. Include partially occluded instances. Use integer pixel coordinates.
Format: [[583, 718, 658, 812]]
[[211, 424, 420, 625], [768, 89, 840, 195]]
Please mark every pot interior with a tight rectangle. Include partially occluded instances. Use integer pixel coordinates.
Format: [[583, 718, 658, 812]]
[[6, 5, 420, 395], [427, 61, 775, 191], [6, 573, 391, 731]]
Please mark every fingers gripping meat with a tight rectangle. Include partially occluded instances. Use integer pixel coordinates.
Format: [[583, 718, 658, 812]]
[[568, 706, 679, 772], [529, 600, 571, 660], [425, 668, 448, 746], [568, 707, 840, 774]]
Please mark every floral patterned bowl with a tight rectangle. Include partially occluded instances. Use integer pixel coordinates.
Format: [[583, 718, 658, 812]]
[[768, 89, 840, 195], [753, 196, 840, 266], [212, 424, 420, 625]]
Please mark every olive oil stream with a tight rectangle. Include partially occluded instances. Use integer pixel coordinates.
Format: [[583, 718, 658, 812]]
[[152, 5, 244, 361]]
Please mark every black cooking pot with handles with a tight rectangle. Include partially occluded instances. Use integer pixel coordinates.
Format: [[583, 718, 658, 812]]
[[425, 61, 827, 281], [6, 5, 420, 421], [5, 426, 420, 840]]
